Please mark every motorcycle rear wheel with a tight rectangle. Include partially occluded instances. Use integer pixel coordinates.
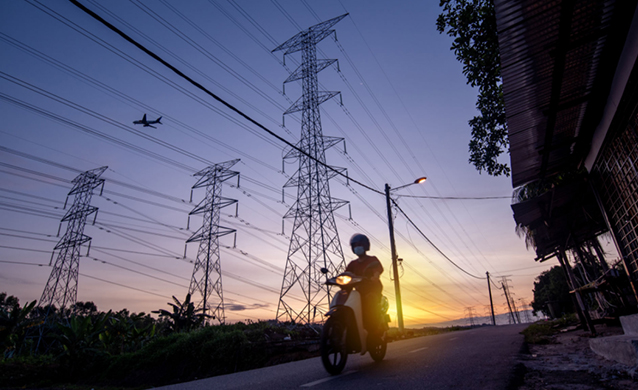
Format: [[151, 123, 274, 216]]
[[368, 333, 387, 362], [320, 316, 348, 375]]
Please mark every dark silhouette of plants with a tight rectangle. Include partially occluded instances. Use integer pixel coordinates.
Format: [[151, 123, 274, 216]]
[[152, 294, 211, 333], [55, 311, 110, 372], [437, 0, 509, 176], [100, 310, 156, 354], [531, 266, 574, 318], [0, 294, 37, 358]]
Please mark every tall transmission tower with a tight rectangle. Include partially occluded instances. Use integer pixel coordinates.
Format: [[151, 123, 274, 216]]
[[464, 307, 476, 327], [500, 276, 520, 324], [273, 14, 349, 324], [40, 166, 107, 312], [186, 159, 239, 324]]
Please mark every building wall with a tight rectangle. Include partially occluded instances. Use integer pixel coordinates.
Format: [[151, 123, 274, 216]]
[[592, 113, 638, 280]]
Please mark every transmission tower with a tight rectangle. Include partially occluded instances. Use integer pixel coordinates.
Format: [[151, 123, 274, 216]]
[[500, 276, 520, 324], [40, 166, 107, 312], [518, 298, 532, 323], [464, 307, 476, 327], [185, 159, 239, 324], [273, 14, 349, 324]]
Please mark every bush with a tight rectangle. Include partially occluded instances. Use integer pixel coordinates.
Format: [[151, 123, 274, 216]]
[[104, 325, 253, 386]]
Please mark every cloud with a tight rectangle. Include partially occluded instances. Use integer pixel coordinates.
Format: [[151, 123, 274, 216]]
[[227, 303, 270, 311]]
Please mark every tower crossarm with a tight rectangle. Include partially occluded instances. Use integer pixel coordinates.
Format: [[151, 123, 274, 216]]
[[60, 205, 98, 222], [189, 197, 237, 215], [186, 225, 236, 243], [326, 166, 347, 181], [284, 91, 341, 115], [283, 136, 345, 160], [53, 233, 92, 250], [273, 13, 348, 54], [285, 59, 338, 84], [68, 166, 107, 194]]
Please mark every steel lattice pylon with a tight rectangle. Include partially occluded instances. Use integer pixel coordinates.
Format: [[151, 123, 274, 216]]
[[40, 166, 107, 312], [273, 14, 349, 324], [186, 159, 239, 324]]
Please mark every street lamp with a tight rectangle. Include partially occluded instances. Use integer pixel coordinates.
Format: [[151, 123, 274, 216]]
[[385, 177, 426, 334]]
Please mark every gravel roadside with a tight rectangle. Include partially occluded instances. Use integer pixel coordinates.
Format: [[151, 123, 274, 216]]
[[517, 324, 637, 389]]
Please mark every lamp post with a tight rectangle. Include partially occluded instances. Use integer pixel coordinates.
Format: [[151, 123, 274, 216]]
[[385, 177, 426, 334]]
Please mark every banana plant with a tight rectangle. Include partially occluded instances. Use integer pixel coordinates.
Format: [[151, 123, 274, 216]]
[[152, 293, 211, 333], [0, 299, 37, 358], [55, 311, 110, 365]]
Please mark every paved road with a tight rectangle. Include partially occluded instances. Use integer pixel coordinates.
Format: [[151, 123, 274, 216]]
[[158, 324, 527, 390]]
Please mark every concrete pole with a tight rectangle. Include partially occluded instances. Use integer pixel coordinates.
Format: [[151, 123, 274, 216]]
[[385, 183, 404, 334], [487, 272, 496, 325]]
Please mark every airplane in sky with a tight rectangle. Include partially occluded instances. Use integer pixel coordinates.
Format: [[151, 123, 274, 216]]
[[133, 114, 162, 129]]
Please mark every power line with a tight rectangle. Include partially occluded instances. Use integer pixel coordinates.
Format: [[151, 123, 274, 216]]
[[392, 199, 485, 280], [0, 260, 48, 266], [68, 0, 382, 198], [0, 31, 285, 173], [397, 195, 511, 200]]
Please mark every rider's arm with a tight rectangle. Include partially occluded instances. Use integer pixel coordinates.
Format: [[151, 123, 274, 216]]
[[364, 257, 383, 281]]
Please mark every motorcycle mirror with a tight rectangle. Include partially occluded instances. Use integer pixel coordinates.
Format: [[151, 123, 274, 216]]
[[320, 267, 329, 274]]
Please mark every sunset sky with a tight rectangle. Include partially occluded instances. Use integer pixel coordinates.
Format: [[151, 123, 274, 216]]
[[0, 0, 580, 326]]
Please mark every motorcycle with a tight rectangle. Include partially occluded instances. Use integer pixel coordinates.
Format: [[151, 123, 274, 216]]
[[320, 269, 390, 375]]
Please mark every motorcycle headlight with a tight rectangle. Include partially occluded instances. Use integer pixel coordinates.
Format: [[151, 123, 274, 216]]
[[336, 275, 352, 285]]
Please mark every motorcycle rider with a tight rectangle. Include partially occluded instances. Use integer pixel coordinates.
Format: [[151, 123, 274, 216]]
[[345, 233, 384, 335]]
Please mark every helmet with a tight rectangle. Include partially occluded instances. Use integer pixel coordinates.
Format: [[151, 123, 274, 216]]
[[349, 233, 370, 251]]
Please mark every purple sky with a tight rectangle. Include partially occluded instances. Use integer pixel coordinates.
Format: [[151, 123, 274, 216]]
[[0, 0, 576, 325]]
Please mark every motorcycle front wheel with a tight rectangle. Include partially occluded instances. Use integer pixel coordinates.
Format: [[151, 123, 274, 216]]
[[320, 316, 348, 375]]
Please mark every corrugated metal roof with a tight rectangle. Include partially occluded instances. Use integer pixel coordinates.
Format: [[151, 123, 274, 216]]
[[496, 0, 637, 258], [495, 0, 627, 188]]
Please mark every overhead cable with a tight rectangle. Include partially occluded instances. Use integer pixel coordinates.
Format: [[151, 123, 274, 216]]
[[68, 0, 383, 197], [392, 199, 485, 280]]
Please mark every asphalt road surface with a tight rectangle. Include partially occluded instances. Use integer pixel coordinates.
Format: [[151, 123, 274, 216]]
[[158, 324, 527, 390]]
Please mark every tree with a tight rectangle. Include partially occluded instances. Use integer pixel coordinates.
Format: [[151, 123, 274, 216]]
[[70, 301, 98, 317], [532, 266, 574, 318], [437, 0, 509, 176]]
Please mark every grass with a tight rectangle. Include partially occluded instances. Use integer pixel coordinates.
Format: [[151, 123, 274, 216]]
[[521, 314, 578, 344]]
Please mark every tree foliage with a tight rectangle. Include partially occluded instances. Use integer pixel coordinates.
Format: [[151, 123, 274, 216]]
[[531, 266, 574, 318], [437, 0, 510, 176]]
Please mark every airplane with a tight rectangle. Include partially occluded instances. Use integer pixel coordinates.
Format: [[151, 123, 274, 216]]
[[133, 114, 162, 129]]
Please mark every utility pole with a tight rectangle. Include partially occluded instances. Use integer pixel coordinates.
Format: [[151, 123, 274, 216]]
[[486, 271, 496, 326], [501, 276, 518, 324], [186, 159, 239, 324], [40, 166, 107, 313], [273, 14, 349, 324], [386, 183, 404, 333]]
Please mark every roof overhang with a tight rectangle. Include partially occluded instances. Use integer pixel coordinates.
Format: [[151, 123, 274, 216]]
[[495, 0, 638, 258], [496, 0, 638, 188]]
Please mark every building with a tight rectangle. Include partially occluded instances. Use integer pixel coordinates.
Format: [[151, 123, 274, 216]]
[[495, 0, 638, 315]]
